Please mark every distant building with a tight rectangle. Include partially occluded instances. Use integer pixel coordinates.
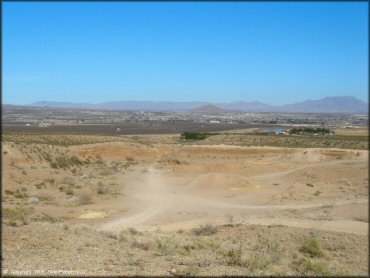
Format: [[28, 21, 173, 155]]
[[259, 128, 287, 134]]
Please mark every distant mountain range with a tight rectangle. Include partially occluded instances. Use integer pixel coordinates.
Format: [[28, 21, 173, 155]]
[[188, 104, 229, 113], [28, 96, 368, 114]]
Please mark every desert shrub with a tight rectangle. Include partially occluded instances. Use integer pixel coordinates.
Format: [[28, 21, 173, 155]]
[[132, 240, 151, 251], [73, 224, 95, 235], [79, 189, 92, 204], [47, 178, 55, 184], [128, 227, 139, 235], [155, 236, 176, 256], [3, 206, 34, 226], [97, 183, 107, 194], [192, 224, 218, 236], [177, 265, 200, 276], [291, 258, 331, 275], [118, 231, 129, 242], [34, 182, 44, 189], [65, 188, 74, 195], [99, 230, 118, 240], [95, 158, 104, 165], [50, 155, 84, 169], [37, 192, 54, 202], [33, 213, 59, 223], [14, 189, 28, 199], [222, 239, 284, 271], [247, 240, 283, 271], [62, 177, 74, 185], [300, 238, 325, 258], [224, 245, 246, 266]]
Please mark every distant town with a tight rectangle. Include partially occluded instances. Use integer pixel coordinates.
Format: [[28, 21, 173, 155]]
[[2, 104, 368, 135]]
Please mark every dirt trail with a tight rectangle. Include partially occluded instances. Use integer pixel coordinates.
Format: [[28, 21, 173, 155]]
[[251, 158, 361, 180], [99, 162, 368, 235]]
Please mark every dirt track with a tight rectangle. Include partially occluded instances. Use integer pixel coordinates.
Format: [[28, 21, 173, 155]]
[[99, 147, 368, 235], [2, 138, 368, 276]]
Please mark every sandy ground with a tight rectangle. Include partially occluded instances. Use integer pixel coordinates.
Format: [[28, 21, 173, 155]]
[[97, 146, 368, 236], [2, 138, 368, 275]]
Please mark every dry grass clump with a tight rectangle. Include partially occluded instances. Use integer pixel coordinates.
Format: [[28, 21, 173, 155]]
[[13, 189, 28, 199], [96, 182, 107, 194], [299, 237, 325, 258], [154, 236, 177, 256], [3, 206, 34, 226], [221, 239, 284, 271], [65, 187, 74, 195], [34, 182, 45, 189], [78, 189, 93, 204], [72, 224, 96, 235], [50, 155, 85, 169], [99, 230, 119, 240], [291, 257, 331, 275], [33, 213, 59, 223], [36, 192, 54, 202], [192, 223, 218, 236]]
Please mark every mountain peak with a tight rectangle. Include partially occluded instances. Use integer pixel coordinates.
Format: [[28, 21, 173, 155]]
[[188, 104, 228, 113], [28, 96, 368, 114]]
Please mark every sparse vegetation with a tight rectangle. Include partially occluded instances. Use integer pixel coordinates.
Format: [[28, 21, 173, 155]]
[[50, 155, 84, 169], [300, 237, 325, 258], [79, 189, 93, 204], [65, 187, 74, 195], [2, 129, 367, 276], [181, 131, 211, 140], [192, 224, 218, 236], [291, 258, 331, 275], [3, 206, 34, 226]]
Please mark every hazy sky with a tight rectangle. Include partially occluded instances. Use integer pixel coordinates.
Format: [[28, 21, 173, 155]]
[[3, 2, 368, 105]]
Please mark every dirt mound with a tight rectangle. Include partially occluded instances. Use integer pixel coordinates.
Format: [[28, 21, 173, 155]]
[[285, 148, 367, 162], [188, 172, 259, 190], [74, 142, 160, 162]]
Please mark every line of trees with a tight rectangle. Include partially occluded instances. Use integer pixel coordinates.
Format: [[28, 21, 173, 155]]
[[289, 127, 331, 134], [180, 131, 210, 140]]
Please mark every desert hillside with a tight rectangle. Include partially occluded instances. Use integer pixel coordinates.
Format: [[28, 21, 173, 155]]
[[2, 133, 368, 276]]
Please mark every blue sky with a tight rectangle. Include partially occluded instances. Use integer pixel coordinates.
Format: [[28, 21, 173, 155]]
[[3, 2, 368, 105]]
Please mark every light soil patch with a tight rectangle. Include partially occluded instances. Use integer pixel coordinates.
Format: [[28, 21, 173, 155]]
[[79, 211, 107, 219]]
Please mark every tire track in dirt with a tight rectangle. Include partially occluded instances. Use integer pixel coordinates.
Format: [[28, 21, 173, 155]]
[[99, 161, 368, 235]]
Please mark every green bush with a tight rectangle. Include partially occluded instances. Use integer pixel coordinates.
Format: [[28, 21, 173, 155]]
[[180, 131, 210, 140], [300, 238, 325, 258]]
